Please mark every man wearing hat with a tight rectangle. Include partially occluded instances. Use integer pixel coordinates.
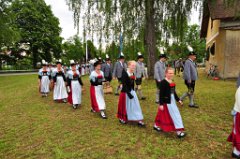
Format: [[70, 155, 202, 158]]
[[113, 52, 127, 95], [102, 54, 113, 93], [135, 52, 148, 100], [180, 47, 198, 108], [154, 54, 167, 103]]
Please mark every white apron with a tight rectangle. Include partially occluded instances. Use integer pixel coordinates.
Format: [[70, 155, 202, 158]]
[[53, 76, 68, 100], [41, 76, 50, 93], [94, 85, 106, 110], [71, 80, 82, 104]]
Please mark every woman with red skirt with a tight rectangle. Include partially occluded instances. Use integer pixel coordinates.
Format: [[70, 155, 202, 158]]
[[153, 67, 186, 138]]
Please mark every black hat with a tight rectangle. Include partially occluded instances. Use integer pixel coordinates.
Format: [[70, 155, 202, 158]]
[[187, 46, 196, 56], [137, 52, 144, 59], [70, 60, 75, 66], [159, 54, 167, 59], [93, 60, 101, 67], [188, 51, 197, 56], [105, 54, 110, 61], [42, 59, 47, 66], [56, 59, 62, 65], [118, 52, 125, 59]]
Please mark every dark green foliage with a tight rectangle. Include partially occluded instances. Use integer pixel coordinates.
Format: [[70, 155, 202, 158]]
[[10, 0, 62, 68]]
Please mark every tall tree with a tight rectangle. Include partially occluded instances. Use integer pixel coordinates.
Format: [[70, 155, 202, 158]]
[[66, 0, 198, 76], [10, 0, 62, 68], [0, 0, 20, 48], [62, 35, 84, 62]]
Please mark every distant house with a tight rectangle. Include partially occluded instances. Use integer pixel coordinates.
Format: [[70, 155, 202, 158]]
[[200, 0, 240, 79]]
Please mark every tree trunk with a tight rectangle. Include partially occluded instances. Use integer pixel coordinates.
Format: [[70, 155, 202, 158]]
[[144, 0, 157, 77], [32, 46, 38, 69]]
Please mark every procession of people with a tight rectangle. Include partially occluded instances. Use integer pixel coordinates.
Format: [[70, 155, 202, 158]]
[[37, 47, 240, 158], [37, 49, 197, 133]]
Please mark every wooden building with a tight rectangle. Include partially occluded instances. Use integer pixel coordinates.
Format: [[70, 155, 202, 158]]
[[201, 0, 240, 79]]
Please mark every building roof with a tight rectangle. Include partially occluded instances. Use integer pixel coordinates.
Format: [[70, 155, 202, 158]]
[[200, 0, 240, 38]]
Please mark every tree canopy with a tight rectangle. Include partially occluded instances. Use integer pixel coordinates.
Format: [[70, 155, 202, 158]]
[[10, 0, 62, 68], [66, 0, 201, 76]]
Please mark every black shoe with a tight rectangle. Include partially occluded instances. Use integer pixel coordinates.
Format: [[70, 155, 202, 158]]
[[189, 104, 199, 108], [100, 111, 107, 119], [90, 109, 96, 113], [232, 152, 240, 158], [101, 115, 107, 119], [138, 122, 146, 127], [155, 101, 159, 104], [115, 93, 119, 96], [72, 105, 77, 109], [119, 119, 126, 124], [63, 99, 67, 103], [153, 126, 162, 132], [141, 97, 146, 100], [177, 132, 186, 138]]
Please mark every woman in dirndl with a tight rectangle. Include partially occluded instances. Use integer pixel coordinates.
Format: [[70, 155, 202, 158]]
[[89, 60, 107, 119], [38, 60, 51, 97], [117, 60, 145, 127], [153, 67, 186, 138], [67, 60, 83, 109], [228, 86, 240, 158], [52, 59, 68, 103]]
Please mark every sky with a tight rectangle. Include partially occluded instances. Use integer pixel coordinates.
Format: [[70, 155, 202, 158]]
[[44, 0, 201, 43]]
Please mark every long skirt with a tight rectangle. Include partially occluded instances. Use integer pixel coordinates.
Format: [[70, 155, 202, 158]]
[[155, 94, 184, 132], [81, 68, 85, 75], [228, 112, 240, 151], [117, 90, 144, 122], [90, 85, 106, 112], [68, 80, 82, 105], [53, 76, 68, 100], [40, 76, 50, 93]]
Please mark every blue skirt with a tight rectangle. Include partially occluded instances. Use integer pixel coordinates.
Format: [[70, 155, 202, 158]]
[[126, 90, 144, 121]]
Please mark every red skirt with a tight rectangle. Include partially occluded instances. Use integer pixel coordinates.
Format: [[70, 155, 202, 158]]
[[117, 92, 127, 122], [68, 86, 73, 104], [228, 112, 240, 151], [154, 104, 183, 132], [90, 86, 100, 112]]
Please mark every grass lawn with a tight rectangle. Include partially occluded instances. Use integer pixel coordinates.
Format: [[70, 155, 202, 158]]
[[0, 69, 237, 159]]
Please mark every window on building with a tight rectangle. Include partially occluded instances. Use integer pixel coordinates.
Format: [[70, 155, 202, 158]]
[[210, 43, 215, 56]]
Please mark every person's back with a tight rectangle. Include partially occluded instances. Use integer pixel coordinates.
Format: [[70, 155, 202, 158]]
[[183, 59, 198, 81]]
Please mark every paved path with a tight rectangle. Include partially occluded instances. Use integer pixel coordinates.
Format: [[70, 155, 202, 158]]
[[0, 72, 37, 76]]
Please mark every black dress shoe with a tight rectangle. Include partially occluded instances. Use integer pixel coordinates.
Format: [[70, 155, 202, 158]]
[[72, 105, 77, 109], [189, 104, 199, 108], [141, 97, 146, 100], [115, 93, 119, 96], [119, 119, 126, 124], [153, 126, 162, 132], [90, 109, 96, 113], [101, 115, 107, 119], [177, 132, 187, 138], [138, 122, 146, 127], [232, 152, 240, 158]]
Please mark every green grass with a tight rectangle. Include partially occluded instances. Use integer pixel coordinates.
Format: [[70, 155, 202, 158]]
[[0, 70, 236, 159]]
